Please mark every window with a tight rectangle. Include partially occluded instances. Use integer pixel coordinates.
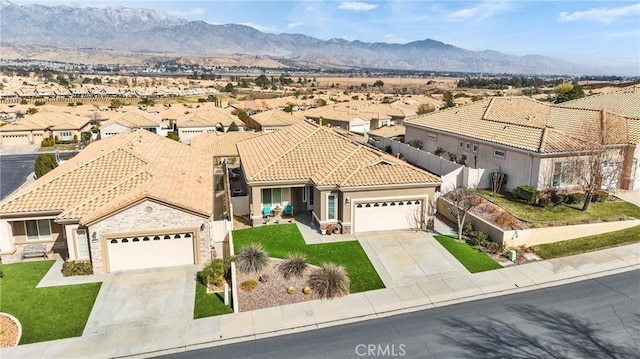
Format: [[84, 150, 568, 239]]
[[552, 161, 580, 187], [302, 186, 308, 203], [459, 141, 464, 149], [25, 219, 52, 241], [494, 149, 506, 159], [426, 133, 437, 141], [60, 131, 72, 141], [472, 144, 478, 153], [76, 229, 89, 259], [262, 188, 282, 208], [466, 142, 471, 151], [327, 194, 337, 220]]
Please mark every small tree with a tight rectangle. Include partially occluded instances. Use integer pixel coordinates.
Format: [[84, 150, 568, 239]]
[[443, 187, 482, 241], [26, 107, 38, 115], [416, 103, 435, 115], [573, 147, 623, 212], [227, 121, 240, 132], [34, 154, 58, 179], [372, 80, 384, 88]]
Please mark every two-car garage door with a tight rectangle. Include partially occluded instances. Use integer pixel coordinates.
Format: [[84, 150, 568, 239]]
[[353, 199, 422, 233], [106, 232, 195, 272]]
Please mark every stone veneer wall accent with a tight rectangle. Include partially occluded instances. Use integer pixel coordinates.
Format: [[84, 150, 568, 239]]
[[89, 200, 211, 274]]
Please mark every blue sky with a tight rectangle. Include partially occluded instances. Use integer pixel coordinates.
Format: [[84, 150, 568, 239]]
[[15, 1, 640, 75]]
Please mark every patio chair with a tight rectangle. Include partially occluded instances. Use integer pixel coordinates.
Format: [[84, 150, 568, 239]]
[[284, 204, 293, 216], [263, 205, 272, 218]]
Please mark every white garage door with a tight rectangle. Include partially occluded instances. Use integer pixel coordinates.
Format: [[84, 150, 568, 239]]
[[354, 199, 422, 233], [106, 232, 195, 272], [2, 134, 29, 146]]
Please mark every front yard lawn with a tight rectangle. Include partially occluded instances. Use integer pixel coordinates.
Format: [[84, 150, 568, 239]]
[[434, 235, 502, 273], [531, 225, 640, 259], [0, 260, 102, 344], [481, 191, 640, 224], [232, 224, 385, 293], [193, 279, 233, 319]]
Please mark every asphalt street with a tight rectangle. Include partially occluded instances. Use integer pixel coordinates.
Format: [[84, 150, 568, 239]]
[[0, 152, 76, 200], [161, 270, 640, 359]]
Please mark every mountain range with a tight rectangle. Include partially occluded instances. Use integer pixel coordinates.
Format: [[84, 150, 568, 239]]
[[0, 0, 599, 75]]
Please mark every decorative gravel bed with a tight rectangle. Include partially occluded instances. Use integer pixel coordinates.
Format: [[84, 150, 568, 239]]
[[0, 313, 20, 347], [236, 259, 320, 312]]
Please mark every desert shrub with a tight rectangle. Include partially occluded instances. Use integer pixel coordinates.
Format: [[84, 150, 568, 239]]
[[494, 211, 519, 230], [307, 263, 350, 299], [286, 286, 296, 294], [462, 222, 474, 237], [235, 243, 269, 274], [591, 190, 608, 203], [20, 99, 28, 105], [259, 274, 270, 283], [407, 139, 423, 149], [565, 193, 586, 205], [34, 100, 46, 106], [278, 252, 308, 279], [199, 257, 232, 287], [240, 279, 258, 291], [434, 146, 446, 157], [303, 286, 312, 295], [62, 260, 93, 276], [515, 185, 540, 203], [40, 137, 55, 147], [480, 239, 503, 254], [384, 145, 392, 154]]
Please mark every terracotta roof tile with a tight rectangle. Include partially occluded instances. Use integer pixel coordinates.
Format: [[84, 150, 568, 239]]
[[558, 87, 640, 119], [249, 109, 303, 127], [0, 130, 214, 222], [237, 121, 440, 188], [190, 131, 262, 157]]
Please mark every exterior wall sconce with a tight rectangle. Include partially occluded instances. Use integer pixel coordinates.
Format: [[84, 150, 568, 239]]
[[345, 196, 351, 205], [200, 223, 206, 231], [91, 231, 98, 243]]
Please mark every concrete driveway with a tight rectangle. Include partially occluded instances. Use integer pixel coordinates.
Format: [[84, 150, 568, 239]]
[[356, 231, 468, 288], [83, 265, 197, 336]]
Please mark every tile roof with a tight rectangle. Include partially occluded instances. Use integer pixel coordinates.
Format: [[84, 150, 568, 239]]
[[190, 131, 262, 157], [404, 96, 638, 153], [367, 125, 406, 138], [249, 109, 303, 127], [178, 107, 240, 128], [101, 109, 161, 129], [237, 121, 440, 188], [0, 112, 91, 132], [558, 87, 640, 119], [0, 130, 213, 223]]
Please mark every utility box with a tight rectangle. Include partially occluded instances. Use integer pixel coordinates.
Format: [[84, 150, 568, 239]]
[[508, 249, 517, 262]]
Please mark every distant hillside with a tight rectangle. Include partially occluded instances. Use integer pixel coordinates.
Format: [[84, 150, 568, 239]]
[[0, 0, 599, 75]]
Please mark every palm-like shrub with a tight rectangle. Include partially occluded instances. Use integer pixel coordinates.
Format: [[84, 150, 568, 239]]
[[199, 257, 233, 287], [235, 243, 269, 274], [307, 263, 350, 299], [278, 252, 308, 279]]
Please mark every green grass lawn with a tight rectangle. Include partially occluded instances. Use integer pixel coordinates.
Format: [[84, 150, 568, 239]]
[[232, 224, 385, 293], [531, 225, 640, 259], [434, 235, 502, 273], [0, 261, 102, 344], [481, 191, 640, 223], [193, 277, 233, 319]]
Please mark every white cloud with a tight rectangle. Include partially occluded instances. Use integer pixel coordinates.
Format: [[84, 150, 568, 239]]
[[558, 4, 640, 24], [286, 22, 303, 30], [338, 2, 378, 12], [448, 1, 512, 21], [240, 22, 278, 33]]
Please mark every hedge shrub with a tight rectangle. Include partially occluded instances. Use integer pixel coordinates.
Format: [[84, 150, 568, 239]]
[[62, 260, 93, 276], [515, 185, 540, 203]]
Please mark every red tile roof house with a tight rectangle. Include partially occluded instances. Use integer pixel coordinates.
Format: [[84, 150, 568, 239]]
[[0, 130, 216, 273], [404, 93, 640, 191], [235, 121, 441, 234]]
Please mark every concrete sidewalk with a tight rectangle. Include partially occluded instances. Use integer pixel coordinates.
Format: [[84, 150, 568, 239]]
[[2, 243, 638, 359]]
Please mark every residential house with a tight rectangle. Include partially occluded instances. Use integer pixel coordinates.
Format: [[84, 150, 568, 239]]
[[246, 109, 303, 132], [236, 121, 441, 234], [176, 107, 244, 144], [404, 96, 640, 191], [0, 112, 92, 146], [303, 105, 373, 133], [99, 109, 163, 139], [190, 131, 262, 159], [0, 130, 215, 273]]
